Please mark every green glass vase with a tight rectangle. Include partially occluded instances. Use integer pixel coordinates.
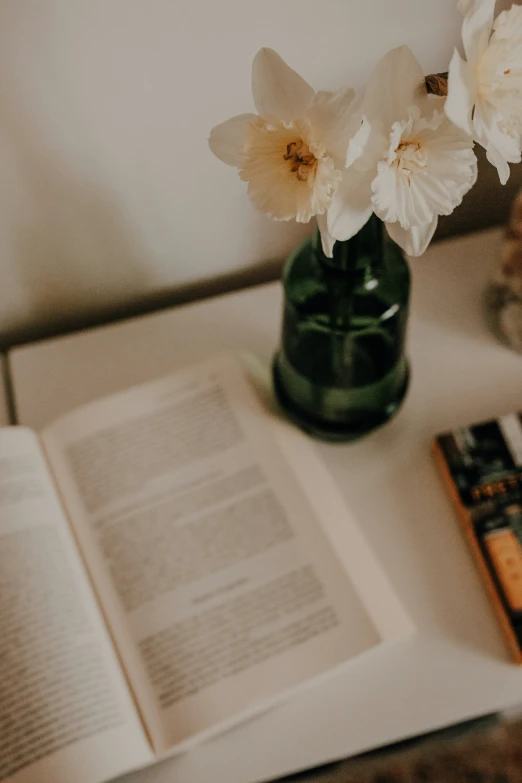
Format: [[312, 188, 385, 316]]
[[272, 214, 411, 442]]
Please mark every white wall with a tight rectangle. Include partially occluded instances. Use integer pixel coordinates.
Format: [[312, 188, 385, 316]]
[[0, 1, 476, 339]]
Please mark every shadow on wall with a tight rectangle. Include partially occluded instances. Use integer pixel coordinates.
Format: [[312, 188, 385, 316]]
[[1, 55, 521, 346], [0, 75, 304, 348], [4, 97, 521, 348], [0, 79, 152, 344]]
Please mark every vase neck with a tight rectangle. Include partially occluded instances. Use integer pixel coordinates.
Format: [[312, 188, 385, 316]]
[[314, 214, 384, 278]]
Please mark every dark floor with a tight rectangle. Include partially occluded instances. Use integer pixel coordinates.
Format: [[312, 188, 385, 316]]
[[276, 713, 522, 783]]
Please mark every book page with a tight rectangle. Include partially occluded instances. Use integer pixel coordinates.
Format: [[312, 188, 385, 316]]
[[0, 428, 152, 783], [41, 354, 411, 753]]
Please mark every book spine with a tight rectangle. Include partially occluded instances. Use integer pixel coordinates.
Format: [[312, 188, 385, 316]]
[[432, 440, 522, 664]]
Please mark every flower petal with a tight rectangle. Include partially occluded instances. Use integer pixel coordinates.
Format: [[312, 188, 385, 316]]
[[251, 48, 314, 122], [473, 98, 522, 184], [386, 217, 438, 257], [316, 213, 336, 257], [362, 46, 427, 129], [458, 0, 495, 65], [372, 155, 434, 229], [327, 168, 374, 241], [445, 48, 475, 136], [345, 117, 372, 168], [306, 88, 362, 165], [209, 113, 256, 166], [493, 4, 522, 41], [486, 144, 511, 185]]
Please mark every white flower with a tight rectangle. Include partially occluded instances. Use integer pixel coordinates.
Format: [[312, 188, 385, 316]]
[[446, 0, 522, 185], [327, 46, 478, 256], [209, 48, 362, 255], [372, 107, 478, 247]]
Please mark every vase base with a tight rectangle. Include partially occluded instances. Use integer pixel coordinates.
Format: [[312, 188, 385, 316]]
[[272, 357, 410, 443]]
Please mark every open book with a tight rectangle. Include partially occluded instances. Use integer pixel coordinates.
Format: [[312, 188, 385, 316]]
[[0, 353, 413, 783]]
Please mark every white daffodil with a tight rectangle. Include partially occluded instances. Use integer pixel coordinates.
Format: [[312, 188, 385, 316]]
[[446, 0, 522, 185], [209, 48, 362, 255], [327, 46, 478, 256]]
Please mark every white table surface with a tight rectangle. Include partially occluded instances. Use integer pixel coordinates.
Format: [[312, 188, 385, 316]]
[[9, 228, 522, 783]]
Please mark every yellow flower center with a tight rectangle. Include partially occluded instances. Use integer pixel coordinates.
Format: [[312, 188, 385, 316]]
[[283, 139, 318, 182], [393, 140, 428, 183], [238, 117, 340, 223]]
